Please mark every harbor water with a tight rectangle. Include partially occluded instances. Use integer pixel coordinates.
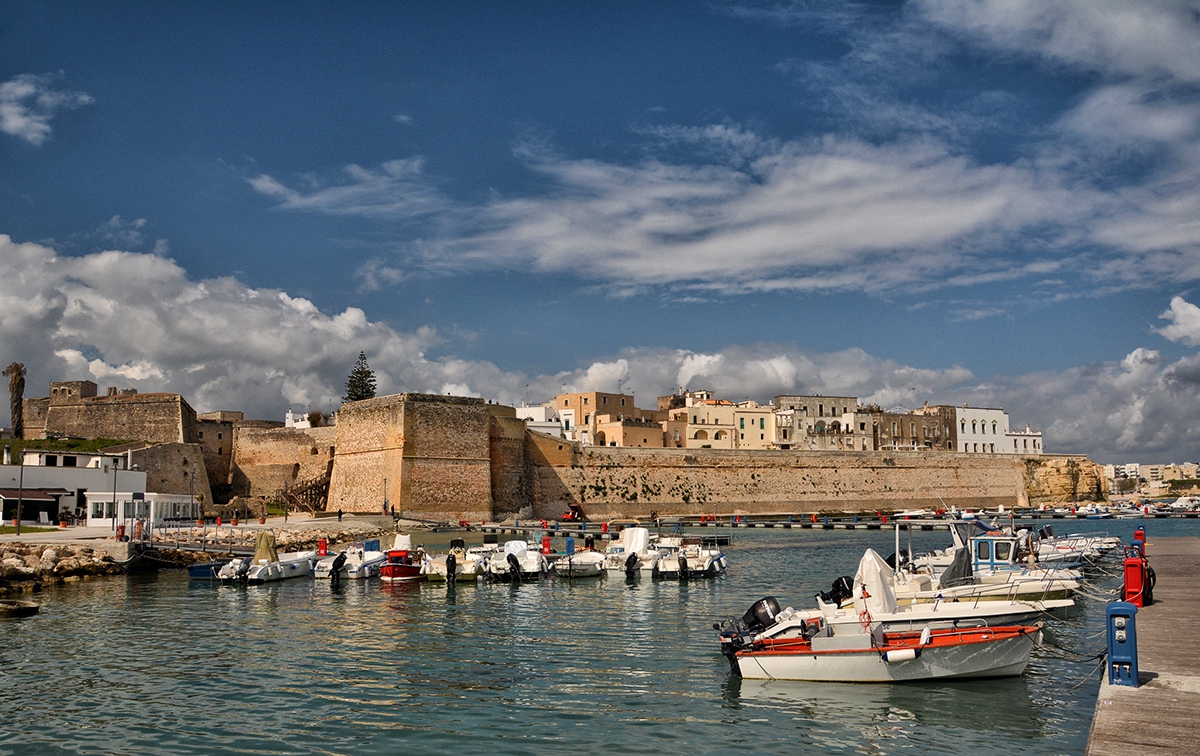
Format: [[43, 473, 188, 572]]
[[2, 518, 1193, 755]]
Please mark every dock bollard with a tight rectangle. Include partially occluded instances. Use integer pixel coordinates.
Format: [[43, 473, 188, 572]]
[[1107, 601, 1139, 687]]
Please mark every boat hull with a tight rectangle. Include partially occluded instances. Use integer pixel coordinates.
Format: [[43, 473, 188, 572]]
[[733, 626, 1039, 682]]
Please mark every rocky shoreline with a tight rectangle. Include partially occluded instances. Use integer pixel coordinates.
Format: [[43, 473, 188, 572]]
[[1, 543, 124, 595], [0, 522, 402, 595]]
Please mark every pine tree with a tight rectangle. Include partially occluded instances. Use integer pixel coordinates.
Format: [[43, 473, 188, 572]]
[[343, 351, 377, 402]]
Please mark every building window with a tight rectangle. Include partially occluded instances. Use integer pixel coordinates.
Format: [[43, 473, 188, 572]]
[[563, 399, 569, 407], [584, 398, 589, 405], [199, 431, 204, 439], [759, 418, 765, 429], [46, 455, 57, 467], [739, 418, 745, 429], [217, 432, 222, 440], [621, 398, 626, 406], [63, 456, 77, 467], [218, 447, 222, 455]]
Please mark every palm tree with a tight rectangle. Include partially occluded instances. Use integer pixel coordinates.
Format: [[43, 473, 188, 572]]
[[3, 362, 25, 439]]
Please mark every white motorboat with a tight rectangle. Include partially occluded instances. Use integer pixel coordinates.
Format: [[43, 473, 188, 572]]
[[313, 540, 387, 579], [717, 596, 1040, 682], [655, 535, 727, 579], [602, 527, 662, 577], [487, 539, 548, 582], [218, 531, 316, 584], [422, 538, 497, 583], [771, 550, 1069, 637], [550, 549, 605, 578], [1172, 495, 1200, 511]]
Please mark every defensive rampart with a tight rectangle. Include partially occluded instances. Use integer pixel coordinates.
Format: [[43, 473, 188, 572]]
[[231, 425, 336, 499], [327, 394, 493, 518], [516, 433, 1106, 520]]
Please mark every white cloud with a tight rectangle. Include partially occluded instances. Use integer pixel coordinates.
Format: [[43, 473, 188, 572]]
[[917, 0, 1200, 83], [1156, 296, 1200, 346], [0, 73, 93, 145], [6, 232, 1200, 460]]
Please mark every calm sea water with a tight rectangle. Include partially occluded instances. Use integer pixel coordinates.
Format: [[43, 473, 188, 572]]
[[1, 518, 1193, 756]]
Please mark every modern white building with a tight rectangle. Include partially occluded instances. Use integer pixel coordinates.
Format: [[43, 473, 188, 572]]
[[953, 406, 1043, 455], [515, 405, 565, 438]]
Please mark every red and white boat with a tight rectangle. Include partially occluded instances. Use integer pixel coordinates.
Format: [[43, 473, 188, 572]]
[[380, 534, 425, 583], [716, 596, 1041, 682]]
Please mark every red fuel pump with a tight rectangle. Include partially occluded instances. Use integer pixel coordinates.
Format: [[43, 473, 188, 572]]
[[1123, 543, 1155, 607]]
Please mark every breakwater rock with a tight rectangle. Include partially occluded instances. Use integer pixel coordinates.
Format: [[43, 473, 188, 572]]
[[0, 543, 122, 595]]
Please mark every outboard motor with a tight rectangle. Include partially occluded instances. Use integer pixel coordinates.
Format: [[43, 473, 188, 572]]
[[677, 554, 689, 581], [506, 552, 522, 583], [885, 549, 909, 570], [330, 551, 348, 583], [624, 552, 640, 578], [713, 596, 783, 673], [816, 575, 854, 607], [444, 552, 457, 587], [235, 557, 252, 583]]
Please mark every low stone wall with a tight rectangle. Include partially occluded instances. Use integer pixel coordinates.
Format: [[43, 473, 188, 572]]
[[230, 426, 336, 498]]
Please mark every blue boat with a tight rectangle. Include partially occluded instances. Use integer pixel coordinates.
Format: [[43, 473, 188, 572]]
[[188, 560, 231, 580]]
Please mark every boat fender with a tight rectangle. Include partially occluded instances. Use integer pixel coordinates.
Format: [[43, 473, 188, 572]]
[[919, 626, 932, 647], [883, 648, 920, 663]]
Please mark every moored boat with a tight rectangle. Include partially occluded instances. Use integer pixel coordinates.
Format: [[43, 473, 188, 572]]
[[187, 559, 230, 581], [717, 597, 1041, 682], [314, 539, 386, 580], [218, 531, 316, 584], [487, 539, 548, 582], [0, 598, 40, 617], [380, 534, 425, 582]]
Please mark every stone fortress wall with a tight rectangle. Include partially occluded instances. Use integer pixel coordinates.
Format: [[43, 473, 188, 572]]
[[241, 393, 1105, 521], [230, 425, 336, 500], [513, 432, 1107, 520], [326, 394, 494, 518]]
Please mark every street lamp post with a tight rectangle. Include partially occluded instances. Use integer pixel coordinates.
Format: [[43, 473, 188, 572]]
[[15, 453, 24, 536], [111, 458, 119, 534]]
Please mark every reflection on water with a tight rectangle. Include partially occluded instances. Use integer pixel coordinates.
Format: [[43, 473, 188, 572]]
[[0, 519, 1188, 755]]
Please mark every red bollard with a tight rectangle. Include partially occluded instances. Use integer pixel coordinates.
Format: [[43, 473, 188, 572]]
[[318, 538, 328, 557], [216, 516, 222, 526], [541, 535, 552, 555]]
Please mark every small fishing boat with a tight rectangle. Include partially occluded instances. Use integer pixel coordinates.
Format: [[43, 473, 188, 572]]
[[218, 532, 317, 584], [717, 596, 1040, 682], [314, 539, 386, 580], [655, 535, 727, 579], [601, 526, 662, 577], [422, 539, 496, 583], [487, 539, 548, 582], [0, 599, 40, 617], [380, 534, 425, 583], [187, 559, 230, 581], [550, 549, 605, 578]]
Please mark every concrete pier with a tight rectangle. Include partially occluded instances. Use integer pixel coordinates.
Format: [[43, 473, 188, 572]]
[[1086, 536, 1200, 755]]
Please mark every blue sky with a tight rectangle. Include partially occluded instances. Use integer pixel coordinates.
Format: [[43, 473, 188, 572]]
[[4, 1, 1200, 463]]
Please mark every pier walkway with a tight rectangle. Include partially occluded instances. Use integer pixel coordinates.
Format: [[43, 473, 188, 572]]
[[1086, 535, 1200, 755]]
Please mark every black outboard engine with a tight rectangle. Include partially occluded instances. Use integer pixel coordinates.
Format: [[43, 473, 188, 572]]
[[885, 549, 909, 570], [330, 551, 348, 582], [713, 596, 783, 673], [624, 552, 640, 579], [506, 552, 522, 582], [677, 554, 689, 581], [445, 552, 457, 587], [235, 557, 252, 583], [816, 575, 854, 607]]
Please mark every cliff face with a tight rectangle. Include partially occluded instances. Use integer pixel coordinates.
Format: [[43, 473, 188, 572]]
[[1022, 457, 1109, 504]]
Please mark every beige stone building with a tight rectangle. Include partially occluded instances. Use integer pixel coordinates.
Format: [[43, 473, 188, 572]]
[[549, 391, 662, 446]]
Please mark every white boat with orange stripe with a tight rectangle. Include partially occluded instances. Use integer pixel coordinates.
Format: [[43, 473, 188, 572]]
[[718, 600, 1040, 682]]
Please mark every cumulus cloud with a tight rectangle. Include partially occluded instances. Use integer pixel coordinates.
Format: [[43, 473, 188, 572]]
[[0, 73, 92, 145], [7, 233, 1200, 461]]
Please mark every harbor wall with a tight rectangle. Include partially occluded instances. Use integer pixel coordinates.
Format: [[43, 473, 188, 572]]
[[227, 393, 1108, 521], [513, 433, 1107, 520]]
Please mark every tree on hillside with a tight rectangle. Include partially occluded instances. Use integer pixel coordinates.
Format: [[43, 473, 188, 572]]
[[3, 362, 25, 439], [343, 351, 377, 403]]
